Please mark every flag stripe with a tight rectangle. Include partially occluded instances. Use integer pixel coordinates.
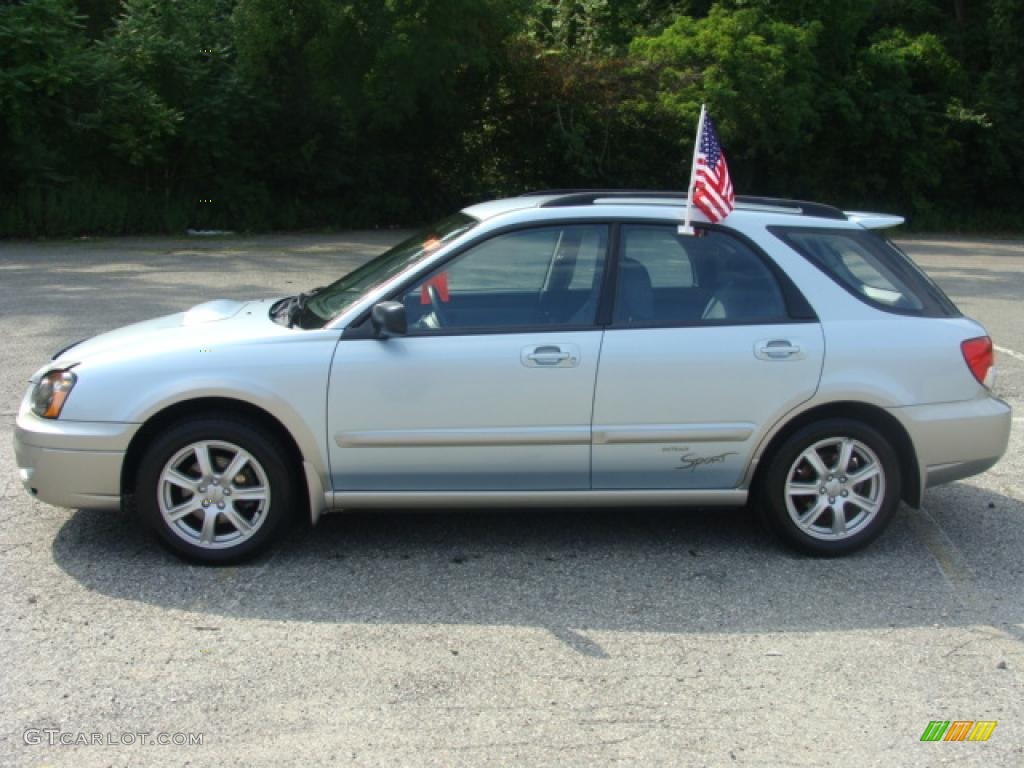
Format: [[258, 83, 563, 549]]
[[689, 112, 734, 224]]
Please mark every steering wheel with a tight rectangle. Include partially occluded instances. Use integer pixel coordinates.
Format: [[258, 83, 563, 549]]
[[426, 283, 449, 327]]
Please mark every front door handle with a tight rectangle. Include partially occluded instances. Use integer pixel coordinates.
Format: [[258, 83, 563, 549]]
[[522, 344, 580, 368], [755, 339, 803, 360]]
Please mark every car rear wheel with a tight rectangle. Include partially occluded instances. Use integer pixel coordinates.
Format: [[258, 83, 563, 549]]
[[135, 416, 296, 564], [761, 418, 901, 556]]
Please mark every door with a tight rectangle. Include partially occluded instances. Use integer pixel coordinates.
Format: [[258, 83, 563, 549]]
[[591, 224, 824, 489], [328, 223, 609, 491]]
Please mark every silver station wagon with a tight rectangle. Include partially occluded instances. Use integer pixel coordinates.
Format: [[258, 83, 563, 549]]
[[14, 191, 1012, 562]]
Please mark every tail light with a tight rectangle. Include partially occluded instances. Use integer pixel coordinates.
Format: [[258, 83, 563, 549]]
[[961, 336, 994, 387]]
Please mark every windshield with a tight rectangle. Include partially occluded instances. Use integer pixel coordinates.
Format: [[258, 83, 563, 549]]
[[291, 212, 478, 328]]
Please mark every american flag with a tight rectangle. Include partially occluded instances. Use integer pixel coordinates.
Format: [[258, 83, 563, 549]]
[[691, 111, 734, 223]]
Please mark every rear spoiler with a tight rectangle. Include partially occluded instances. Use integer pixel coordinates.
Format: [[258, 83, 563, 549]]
[[844, 211, 905, 230]]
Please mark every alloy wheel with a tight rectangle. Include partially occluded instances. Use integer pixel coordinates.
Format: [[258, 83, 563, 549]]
[[783, 436, 886, 541], [157, 440, 271, 550]]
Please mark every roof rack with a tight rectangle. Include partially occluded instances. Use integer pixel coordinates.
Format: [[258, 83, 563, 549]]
[[523, 189, 847, 220], [735, 196, 847, 220], [520, 188, 687, 199]]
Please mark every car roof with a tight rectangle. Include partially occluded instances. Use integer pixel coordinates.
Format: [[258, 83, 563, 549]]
[[461, 196, 561, 220], [462, 191, 904, 230]]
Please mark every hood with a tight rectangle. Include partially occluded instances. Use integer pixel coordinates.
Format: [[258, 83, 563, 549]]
[[45, 298, 285, 373]]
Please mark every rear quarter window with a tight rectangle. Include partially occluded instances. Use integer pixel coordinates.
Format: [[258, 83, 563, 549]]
[[771, 227, 960, 317]]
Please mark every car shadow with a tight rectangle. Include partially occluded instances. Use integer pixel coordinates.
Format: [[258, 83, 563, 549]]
[[50, 486, 1024, 645]]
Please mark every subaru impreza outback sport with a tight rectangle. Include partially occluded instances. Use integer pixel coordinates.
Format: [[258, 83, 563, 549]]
[[14, 191, 1012, 563]]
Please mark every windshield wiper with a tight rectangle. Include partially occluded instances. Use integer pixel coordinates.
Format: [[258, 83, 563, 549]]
[[271, 296, 297, 323], [283, 286, 326, 328]]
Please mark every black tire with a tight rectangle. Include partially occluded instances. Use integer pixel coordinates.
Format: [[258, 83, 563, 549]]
[[135, 415, 297, 564], [760, 418, 902, 556]]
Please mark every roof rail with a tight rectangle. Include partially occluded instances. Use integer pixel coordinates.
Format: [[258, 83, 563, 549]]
[[537, 190, 690, 207], [521, 188, 685, 199], [525, 189, 847, 221], [735, 196, 847, 220]]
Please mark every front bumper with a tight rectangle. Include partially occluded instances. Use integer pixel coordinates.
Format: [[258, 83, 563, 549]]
[[14, 394, 139, 510], [888, 394, 1012, 491]]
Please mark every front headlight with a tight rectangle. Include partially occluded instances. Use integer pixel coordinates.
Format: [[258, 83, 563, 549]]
[[31, 370, 77, 419]]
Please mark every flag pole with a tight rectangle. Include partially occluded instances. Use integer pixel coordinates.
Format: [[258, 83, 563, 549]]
[[679, 103, 706, 236]]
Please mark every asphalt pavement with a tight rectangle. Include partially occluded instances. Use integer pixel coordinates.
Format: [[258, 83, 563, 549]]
[[1, 232, 1021, 767]]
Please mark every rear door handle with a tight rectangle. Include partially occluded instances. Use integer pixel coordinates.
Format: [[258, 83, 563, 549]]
[[755, 339, 803, 360], [522, 344, 580, 368]]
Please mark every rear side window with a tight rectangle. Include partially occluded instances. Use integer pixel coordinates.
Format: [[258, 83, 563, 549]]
[[772, 227, 960, 317], [620, 226, 697, 288], [614, 225, 789, 325]]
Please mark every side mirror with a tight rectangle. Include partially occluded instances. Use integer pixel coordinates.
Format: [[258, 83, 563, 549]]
[[370, 301, 407, 338]]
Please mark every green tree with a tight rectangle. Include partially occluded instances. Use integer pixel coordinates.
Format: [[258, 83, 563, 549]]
[[0, 0, 92, 187], [231, 0, 529, 224], [630, 6, 820, 192], [90, 0, 256, 227], [2, 0, 1023, 235]]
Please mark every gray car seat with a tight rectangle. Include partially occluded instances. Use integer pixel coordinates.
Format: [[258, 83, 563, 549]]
[[613, 257, 655, 324], [701, 252, 786, 321]]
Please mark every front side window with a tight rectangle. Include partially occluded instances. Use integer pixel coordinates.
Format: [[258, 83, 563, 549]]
[[613, 225, 787, 325], [296, 213, 478, 328], [772, 227, 960, 316], [402, 224, 608, 333]]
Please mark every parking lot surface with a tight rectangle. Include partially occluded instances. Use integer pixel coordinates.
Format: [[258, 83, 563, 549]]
[[1, 232, 1022, 766]]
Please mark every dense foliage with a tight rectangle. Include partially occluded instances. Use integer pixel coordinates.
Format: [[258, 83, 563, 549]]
[[1, 0, 1021, 235]]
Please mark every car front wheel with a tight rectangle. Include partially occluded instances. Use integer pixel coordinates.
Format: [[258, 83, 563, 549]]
[[135, 416, 296, 564], [761, 418, 902, 556]]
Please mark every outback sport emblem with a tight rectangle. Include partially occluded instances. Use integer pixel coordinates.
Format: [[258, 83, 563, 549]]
[[675, 451, 738, 471]]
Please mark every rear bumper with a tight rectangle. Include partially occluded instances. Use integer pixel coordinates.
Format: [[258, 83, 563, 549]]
[[888, 395, 1012, 491], [14, 395, 138, 510]]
